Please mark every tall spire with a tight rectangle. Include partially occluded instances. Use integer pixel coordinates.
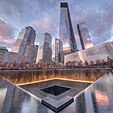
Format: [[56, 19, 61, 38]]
[[59, 2, 77, 52]]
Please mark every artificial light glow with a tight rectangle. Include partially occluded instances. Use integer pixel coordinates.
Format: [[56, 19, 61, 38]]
[[17, 78, 93, 86], [85, 41, 93, 49], [63, 47, 70, 51], [95, 90, 110, 107]]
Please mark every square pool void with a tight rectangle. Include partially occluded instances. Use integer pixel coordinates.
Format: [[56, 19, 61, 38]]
[[20, 79, 91, 99], [41, 85, 70, 96], [20, 79, 91, 112]]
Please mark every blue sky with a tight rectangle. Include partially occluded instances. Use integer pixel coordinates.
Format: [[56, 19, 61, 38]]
[[0, 0, 113, 53]]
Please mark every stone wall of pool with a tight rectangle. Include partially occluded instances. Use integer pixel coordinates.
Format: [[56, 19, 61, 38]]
[[0, 68, 110, 85]]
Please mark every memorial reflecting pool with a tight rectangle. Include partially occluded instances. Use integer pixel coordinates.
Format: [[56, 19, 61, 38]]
[[0, 69, 113, 113]]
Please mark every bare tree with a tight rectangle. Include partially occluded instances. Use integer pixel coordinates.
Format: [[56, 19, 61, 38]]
[[96, 59, 101, 66], [84, 60, 89, 66], [90, 61, 94, 66]]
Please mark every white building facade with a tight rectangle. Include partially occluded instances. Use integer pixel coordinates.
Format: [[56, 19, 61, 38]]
[[64, 42, 113, 64]]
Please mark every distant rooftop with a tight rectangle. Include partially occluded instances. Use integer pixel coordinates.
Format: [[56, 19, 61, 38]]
[[26, 26, 33, 29], [60, 2, 68, 8], [44, 32, 51, 36], [26, 26, 36, 32], [0, 46, 8, 51]]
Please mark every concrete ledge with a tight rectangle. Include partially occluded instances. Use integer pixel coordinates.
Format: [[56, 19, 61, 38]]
[[41, 96, 74, 112]]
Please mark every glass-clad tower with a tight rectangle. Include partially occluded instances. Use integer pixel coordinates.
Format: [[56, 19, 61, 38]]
[[55, 38, 63, 63], [11, 26, 36, 55], [77, 22, 93, 49], [59, 2, 77, 52], [36, 32, 52, 64], [10, 26, 38, 63]]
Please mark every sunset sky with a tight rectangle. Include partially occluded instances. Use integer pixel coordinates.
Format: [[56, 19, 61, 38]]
[[0, 0, 113, 53]]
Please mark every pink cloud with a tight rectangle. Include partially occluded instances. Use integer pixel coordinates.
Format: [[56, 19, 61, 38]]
[[0, 19, 16, 47]]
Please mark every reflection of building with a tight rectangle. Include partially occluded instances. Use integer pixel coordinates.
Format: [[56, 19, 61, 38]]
[[55, 38, 63, 63], [36, 32, 52, 64], [77, 22, 93, 49], [3, 26, 38, 64], [59, 2, 77, 52], [95, 90, 110, 107]]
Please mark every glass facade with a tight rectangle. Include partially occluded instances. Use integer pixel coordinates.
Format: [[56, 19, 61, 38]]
[[55, 38, 59, 62], [9, 26, 38, 63], [11, 29, 26, 53], [55, 38, 63, 63], [59, 2, 77, 52], [77, 22, 94, 49], [36, 32, 52, 64], [44, 32, 52, 48], [11, 26, 36, 54]]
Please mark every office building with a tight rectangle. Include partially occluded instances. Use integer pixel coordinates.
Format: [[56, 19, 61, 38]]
[[36, 32, 52, 64], [77, 22, 93, 49], [59, 2, 77, 52], [55, 38, 63, 63], [4, 26, 38, 64]]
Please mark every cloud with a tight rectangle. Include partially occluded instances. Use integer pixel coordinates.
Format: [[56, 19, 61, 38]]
[[0, 0, 113, 52], [71, 1, 113, 45], [0, 0, 60, 29], [0, 19, 16, 48]]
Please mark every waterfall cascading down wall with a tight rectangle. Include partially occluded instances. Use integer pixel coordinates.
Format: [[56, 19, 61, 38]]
[[0, 69, 110, 85]]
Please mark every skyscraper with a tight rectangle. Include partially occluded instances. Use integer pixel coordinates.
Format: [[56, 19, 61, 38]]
[[9, 26, 38, 63], [55, 38, 63, 63], [36, 32, 52, 64], [77, 22, 93, 49], [55, 39, 59, 63], [59, 2, 77, 52], [11, 26, 36, 55]]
